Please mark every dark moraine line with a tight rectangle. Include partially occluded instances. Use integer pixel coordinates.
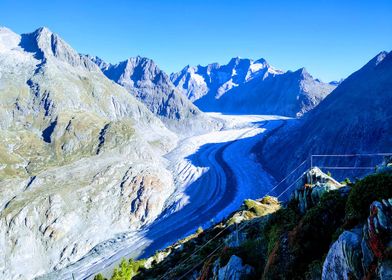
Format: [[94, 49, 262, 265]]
[[251, 120, 287, 181], [137, 139, 239, 260]]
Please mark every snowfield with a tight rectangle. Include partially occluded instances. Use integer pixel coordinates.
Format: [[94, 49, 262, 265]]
[[39, 114, 290, 280]]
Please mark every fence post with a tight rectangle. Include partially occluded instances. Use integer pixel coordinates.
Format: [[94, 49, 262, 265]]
[[310, 155, 312, 186]]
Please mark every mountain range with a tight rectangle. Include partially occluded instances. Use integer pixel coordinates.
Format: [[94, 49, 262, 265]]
[[89, 56, 218, 134], [171, 57, 336, 117]]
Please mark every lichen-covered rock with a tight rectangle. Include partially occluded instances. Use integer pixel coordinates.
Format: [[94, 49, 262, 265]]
[[323, 198, 392, 280], [362, 199, 392, 278], [367, 199, 392, 259], [292, 167, 343, 213], [217, 255, 254, 280], [226, 196, 280, 225], [322, 228, 363, 280], [378, 259, 392, 279], [377, 156, 392, 174], [223, 227, 248, 248]]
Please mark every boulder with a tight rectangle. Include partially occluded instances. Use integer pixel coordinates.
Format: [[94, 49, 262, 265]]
[[322, 228, 363, 280], [217, 255, 254, 280], [292, 167, 343, 213]]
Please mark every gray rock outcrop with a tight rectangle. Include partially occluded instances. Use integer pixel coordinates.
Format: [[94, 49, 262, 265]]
[[291, 167, 343, 213], [322, 198, 392, 279], [214, 255, 254, 280]]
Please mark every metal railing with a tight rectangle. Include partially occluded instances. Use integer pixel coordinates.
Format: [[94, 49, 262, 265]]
[[157, 153, 392, 279]]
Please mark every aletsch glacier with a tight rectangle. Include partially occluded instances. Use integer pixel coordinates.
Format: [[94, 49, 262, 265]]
[[0, 26, 389, 280]]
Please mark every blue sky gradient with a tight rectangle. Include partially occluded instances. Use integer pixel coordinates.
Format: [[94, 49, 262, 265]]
[[1, 0, 391, 81]]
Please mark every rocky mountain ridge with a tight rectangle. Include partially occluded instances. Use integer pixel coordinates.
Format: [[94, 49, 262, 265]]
[[90, 55, 219, 135], [260, 50, 392, 181], [0, 26, 178, 279]]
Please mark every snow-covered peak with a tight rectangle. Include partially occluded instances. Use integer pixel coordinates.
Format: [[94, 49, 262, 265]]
[[0, 27, 21, 52], [171, 56, 282, 101]]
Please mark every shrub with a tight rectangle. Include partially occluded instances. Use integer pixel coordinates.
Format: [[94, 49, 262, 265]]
[[305, 260, 323, 280], [109, 258, 145, 280], [286, 190, 348, 278], [263, 206, 299, 255], [94, 274, 107, 280], [345, 172, 392, 226]]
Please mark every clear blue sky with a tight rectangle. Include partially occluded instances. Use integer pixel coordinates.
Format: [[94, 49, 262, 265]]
[[1, 0, 391, 81]]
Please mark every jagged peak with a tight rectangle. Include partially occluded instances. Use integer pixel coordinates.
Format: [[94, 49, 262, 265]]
[[117, 56, 161, 74], [341, 51, 392, 79], [292, 67, 312, 78], [126, 55, 155, 65], [365, 50, 390, 68], [17, 27, 99, 71], [254, 58, 270, 68], [226, 57, 253, 68], [33, 26, 53, 36], [86, 54, 110, 70], [255, 58, 267, 64]]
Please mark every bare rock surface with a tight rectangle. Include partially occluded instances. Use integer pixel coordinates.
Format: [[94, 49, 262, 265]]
[[0, 26, 178, 279]]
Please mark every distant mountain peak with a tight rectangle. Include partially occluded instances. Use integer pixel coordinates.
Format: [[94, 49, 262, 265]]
[[86, 55, 110, 70], [354, 50, 391, 73], [19, 26, 98, 70], [171, 57, 335, 116], [34, 26, 52, 36], [171, 56, 283, 102], [90, 55, 214, 134], [227, 56, 250, 65], [255, 58, 268, 64], [374, 51, 389, 66]]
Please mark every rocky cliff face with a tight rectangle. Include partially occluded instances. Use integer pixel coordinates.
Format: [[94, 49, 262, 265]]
[[260, 51, 392, 181], [91, 56, 218, 135], [0, 27, 178, 279], [171, 58, 335, 117]]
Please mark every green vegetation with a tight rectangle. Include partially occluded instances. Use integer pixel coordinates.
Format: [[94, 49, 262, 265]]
[[95, 259, 146, 280], [93, 274, 106, 280], [288, 191, 347, 278], [305, 260, 323, 280], [264, 205, 299, 255], [345, 171, 392, 226]]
